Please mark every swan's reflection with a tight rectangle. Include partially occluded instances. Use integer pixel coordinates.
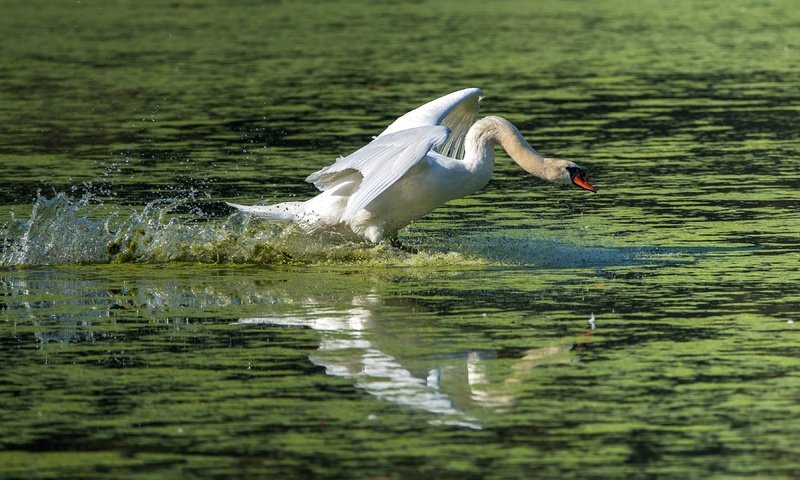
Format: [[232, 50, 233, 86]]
[[236, 295, 578, 429], [236, 297, 484, 428]]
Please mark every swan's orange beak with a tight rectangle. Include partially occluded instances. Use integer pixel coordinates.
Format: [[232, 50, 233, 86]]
[[571, 170, 597, 193]]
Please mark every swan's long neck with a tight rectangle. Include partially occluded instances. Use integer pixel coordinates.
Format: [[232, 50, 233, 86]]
[[464, 115, 563, 182]]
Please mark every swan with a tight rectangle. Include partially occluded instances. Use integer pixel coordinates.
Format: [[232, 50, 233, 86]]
[[228, 88, 596, 244]]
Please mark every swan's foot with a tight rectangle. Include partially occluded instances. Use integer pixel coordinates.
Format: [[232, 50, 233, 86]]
[[388, 234, 418, 254]]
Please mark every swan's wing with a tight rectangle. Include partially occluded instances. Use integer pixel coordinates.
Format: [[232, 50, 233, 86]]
[[379, 87, 483, 160], [306, 125, 450, 221], [307, 89, 481, 191], [379, 88, 483, 134]]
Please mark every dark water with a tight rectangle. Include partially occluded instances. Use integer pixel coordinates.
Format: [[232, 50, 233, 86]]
[[2, 1, 800, 478]]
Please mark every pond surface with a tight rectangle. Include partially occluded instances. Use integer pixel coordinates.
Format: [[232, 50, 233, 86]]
[[2, 0, 800, 478]]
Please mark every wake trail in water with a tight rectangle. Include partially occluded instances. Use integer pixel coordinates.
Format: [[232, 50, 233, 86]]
[[450, 234, 680, 268], [1, 194, 682, 268]]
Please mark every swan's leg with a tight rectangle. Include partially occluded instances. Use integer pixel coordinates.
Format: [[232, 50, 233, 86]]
[[388, 233, 418, 254]]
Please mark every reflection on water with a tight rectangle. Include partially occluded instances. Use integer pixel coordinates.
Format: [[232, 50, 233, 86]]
[[4, 268, 583, 431], [236, 295, 579, 429]]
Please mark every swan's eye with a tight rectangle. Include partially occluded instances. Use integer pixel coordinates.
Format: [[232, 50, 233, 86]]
[[566, 166, 581, 179]]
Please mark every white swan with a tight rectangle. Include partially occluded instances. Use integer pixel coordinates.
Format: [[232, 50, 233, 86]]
[[228, 88, 596, 244]]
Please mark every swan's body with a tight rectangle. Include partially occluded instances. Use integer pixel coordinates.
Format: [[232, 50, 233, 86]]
[[228, 88, 595, 243]]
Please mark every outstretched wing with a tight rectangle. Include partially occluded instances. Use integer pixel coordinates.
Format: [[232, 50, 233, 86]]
[[378, 87, 483, 160], [306, 125, 450, 221]]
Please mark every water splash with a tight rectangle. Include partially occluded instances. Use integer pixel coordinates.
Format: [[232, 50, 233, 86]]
[[2, 194, 114, 266], [0, 194, 485, 267]]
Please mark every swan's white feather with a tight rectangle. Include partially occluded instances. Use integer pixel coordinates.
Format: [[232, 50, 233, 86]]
[[379, 87, 482, 160], [379, 88, 482, 135], [307, 126, 450, 221]]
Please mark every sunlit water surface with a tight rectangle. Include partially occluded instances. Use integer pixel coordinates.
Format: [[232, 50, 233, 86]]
[[2, 1, 800, 478]]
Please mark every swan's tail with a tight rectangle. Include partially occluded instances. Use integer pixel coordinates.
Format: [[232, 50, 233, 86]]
[[226, 201, 304, 222]]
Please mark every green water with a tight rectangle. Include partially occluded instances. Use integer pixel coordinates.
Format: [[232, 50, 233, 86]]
[[2, 0, 800, 478]]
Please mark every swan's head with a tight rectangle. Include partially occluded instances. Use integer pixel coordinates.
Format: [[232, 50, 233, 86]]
[[565, 163, 596, 192], [545, 159, 596, 192]]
